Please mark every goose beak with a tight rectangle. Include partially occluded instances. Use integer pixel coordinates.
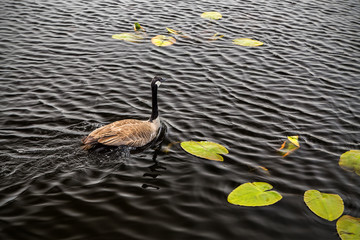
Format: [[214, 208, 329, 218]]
[[155, 77, 166, 87], [156, 81, 162, 87]]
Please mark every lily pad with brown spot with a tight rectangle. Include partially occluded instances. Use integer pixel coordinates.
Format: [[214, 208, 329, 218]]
[[337, 215, 360, 240]]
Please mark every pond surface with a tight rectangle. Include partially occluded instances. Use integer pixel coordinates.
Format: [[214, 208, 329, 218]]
[[1, 0, 360, 239]]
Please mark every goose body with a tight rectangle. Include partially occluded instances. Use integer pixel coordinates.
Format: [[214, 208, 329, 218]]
[[82, 76, 164, 150]]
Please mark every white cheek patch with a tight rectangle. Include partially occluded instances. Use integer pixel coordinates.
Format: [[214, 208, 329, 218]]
[[156, 81, 162, 87]]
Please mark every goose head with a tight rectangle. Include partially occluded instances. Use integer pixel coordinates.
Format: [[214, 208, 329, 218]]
[[151, 76, 166, 88]]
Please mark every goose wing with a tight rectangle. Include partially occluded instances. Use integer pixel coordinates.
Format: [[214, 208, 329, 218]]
[[83, 119, 156, 147], [89, 119, 143, 136]]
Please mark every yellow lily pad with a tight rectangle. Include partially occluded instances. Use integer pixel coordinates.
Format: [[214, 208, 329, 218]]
[[287, 136, 299, 147], [201, 12, 222, 20], [166, 27, 189, 38], [180, 141, 228, 161], [339, 150, 360, 176], [304, 190, 344, 221], [232, 38, 264, 47], [112, 33, 144, 43], [151, 35, 176, 47], [337, 215, 360, 240], [228, 182, 282, 207], [166, 27, 181, 35]]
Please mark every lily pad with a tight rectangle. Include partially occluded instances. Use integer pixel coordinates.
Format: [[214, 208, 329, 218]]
[[337, 215, 360, 240], [133, 22, 145, 32], [339, 150, 360, 176], [201, 11, 222, 20], [278, 136, 300, 157], [258, 166, 270, 174], [232, 38, 264, 47], [166, 27, 182, 35], [304, 190, 344, 221], [151, 35, 176, 47], [208, 32, 224, 41], [112, 33, 144, 43], [166, 27, 189, 39], [287, 136, 299, 147], [228, 182, 282, 207], [180, 141, 228, 161]]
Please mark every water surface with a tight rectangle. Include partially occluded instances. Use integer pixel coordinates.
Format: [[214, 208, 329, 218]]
[[1, 0, 360, 239]]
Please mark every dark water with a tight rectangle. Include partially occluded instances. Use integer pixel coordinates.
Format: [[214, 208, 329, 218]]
[[1, 0, 360, 239]]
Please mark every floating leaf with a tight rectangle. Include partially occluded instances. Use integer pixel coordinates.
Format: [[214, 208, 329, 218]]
[[180, 141, 228, 161], [278, 136, 300, 157], [166, 27, 189, 38], [337, 215, 360, 240], [304, 190, 344, 221], [208, 32, 224, 41], [256, 166, 270, 175], [232, 38, 264, 47], [151, 35, 176, 47], [134, 22, 145, 32], [339, 150, 360, 176], [166, 27, 181, 35], [201, 11, 222, 20], [228, 182, 282, 207], [287, 135, 299, 147], [112, 33, 144, 43], [162, 141, 180, 153]]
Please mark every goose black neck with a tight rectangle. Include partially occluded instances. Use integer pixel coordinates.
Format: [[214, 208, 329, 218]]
[[149, 84, 158, 122]]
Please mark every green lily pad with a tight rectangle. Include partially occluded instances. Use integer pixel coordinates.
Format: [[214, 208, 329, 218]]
[[304, 190, 344, 221], [180, 141, 228, 161], [337, 215, 360, 240], [112, 33, 144, 43], [233, 38, 264, 47], [201, 12, 222, 20], [151, 35, 176, 47], [339, 150, 360, 176], [228, 182, 282, 207]]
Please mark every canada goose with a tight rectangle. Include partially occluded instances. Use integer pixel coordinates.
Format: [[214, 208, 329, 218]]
[[82, 76, 165, 150]]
